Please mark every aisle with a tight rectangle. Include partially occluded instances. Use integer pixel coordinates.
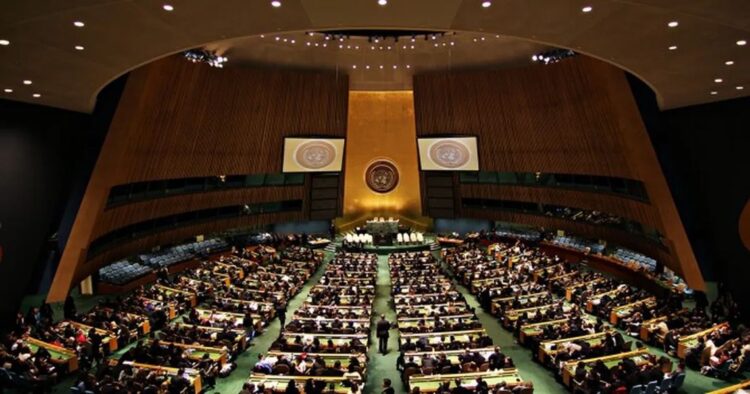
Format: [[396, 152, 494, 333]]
[[206, 251, 334, 394], [363, 254, 404, 394]]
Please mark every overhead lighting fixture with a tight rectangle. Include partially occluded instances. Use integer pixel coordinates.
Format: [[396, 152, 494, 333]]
[[271, 1, 282, 7], [0, 39, 9, 46], [531, 48, 577, 64], [582, 6, 593, 13], [482, 1, 491, 8], [714, 78, 723, 83], [32, 93, 41, 98], [710, 91, 718, 95], [737, 86, 745, 90], [73, 21, 85, 27], [667, 21, 679, 28], [74, 45, 85, 50], [183, 49, 228, 68], [668, 45, 678, 51], [23, 80, 32, 85], [162, 4, 174, 11], [3, 89, 12, 93], [725, 60, 734, 65], [737, 40, 747, 46], [378, 0, 387, 5]]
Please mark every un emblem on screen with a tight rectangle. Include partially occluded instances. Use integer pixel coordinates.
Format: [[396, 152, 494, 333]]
[[429, 140, 470, 168], [365, 160, 399, 194], [294, 140, 336, 169]]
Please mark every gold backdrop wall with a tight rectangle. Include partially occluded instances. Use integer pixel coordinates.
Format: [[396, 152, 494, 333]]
[[339, 91, 428, 231]]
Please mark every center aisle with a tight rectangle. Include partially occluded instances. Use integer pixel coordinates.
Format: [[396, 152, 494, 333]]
[[364, 254, 406, 394]]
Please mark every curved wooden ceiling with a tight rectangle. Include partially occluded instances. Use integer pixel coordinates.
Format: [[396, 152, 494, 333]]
[[0, 0, 748, 112]]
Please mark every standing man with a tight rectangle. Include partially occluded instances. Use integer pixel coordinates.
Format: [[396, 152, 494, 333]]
[[382, 378, 395, 394], [376, 314, 391, 354], [276, 301, 287, 331]]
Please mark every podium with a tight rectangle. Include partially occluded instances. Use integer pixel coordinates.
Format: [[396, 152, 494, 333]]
[[365, 218, 399, 246]]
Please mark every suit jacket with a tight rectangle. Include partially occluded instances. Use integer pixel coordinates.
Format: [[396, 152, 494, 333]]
[[376, 319, 390, 338]]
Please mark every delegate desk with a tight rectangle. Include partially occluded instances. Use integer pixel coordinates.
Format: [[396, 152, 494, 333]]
[[408, 369, 532, 393], [171, 322, 248, 352], [519, 318, 568, 345], [266, 351, 367, 375], [490, 292, 550, 315], [609, 297, 657, 325], [537, 331, 627, 365], [148, 340, 229, 365], [501, 303, 574, 328], [707, 379, 750, 394], [585, 289, 620, 313], [194, 308, 260, 329], [279, 333, 368, 351], [153, 284, 198, 306], [639, 309, 690, 343], [246, 373, 361, 393], [561, 349, 651, 387], [24, 337, 78, 373], [62, 321, 118, 353], [120, 361, 202, 394], [139, 297, 178, 320], [399, 329, 486, 347], [404, 347, 495, 369], [565, 278, 606, 301], [677, 322, 730, 359]]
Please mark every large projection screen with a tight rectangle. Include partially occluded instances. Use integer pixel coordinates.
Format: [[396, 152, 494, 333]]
[[282, 138, 346, 173], [417, 136, 479, 171]]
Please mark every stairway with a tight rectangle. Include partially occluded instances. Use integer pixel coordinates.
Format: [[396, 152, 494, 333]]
[[429, 241, 440, 251]]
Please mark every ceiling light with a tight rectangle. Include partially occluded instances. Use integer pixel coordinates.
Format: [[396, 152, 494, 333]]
[[668, 45, 678, 51], [0, 39, 9, 46], [379, 65, 384, 69], [482, 1, 491, 8], [366, 65, 370, 69], [23, 80, 32, 85], [582, 6, 593, 13], [352, 65, 357, 69], [393, 65, 397, 69], [710, 91, 718, 95], [737, 86, 745, 90], [737, 40, 747, 46], [74, 45, 85, 50], [378, 0, 387, 5], [3, 89, 12, 93], [73, 21, 85, 27], [667, 21, 679, 28], [725, 60, 734, 66], [162, 4, 174, 11], [271, 1, 281, 8], [714, 78, 723, 83], [32, 93, 41, 98]]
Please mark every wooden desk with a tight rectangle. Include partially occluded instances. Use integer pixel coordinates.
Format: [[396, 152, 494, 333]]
[[609, 297, 657, 325], [408, 369, 532, 393], [63, 321, 118, 352], [120, 361, 202, 394], [561, 349, 650, 387], [399, 329, 486, 346], [538, 331, 622, 364], [707, 379, 750, 394], [246, 373, 361, 393], [565, 278, 605, 301], [25, 337, 78, 373], [147, 339, 229, 365], [677, 322, 730, 359], [154, 284, 198, 306]]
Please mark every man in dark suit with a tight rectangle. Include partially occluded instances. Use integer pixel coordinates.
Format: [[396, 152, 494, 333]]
[[382, 378, 395, 394], [376, 314, 391, 354]]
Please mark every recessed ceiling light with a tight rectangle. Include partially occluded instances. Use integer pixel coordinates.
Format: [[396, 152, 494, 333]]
[[0, 39, 9, 46], [379, 65, 384, 69], [73, 21, 85, 27], [23, 80, 32, 85], [737, 40, 747, 46], [482, 1, 492, 8], [32, 93, 41, 98], [271, 1, 281, 7], [667, 21, 679, 28], [714, 78, 723, 83], [710, 91, 718, 95], [582, 6, 593, 13], [668, 45, 678, 51], [725, 60, 734, 66], [378, 0, 387, 5], [352, 65, 357, 69], [737, 86, 745, 90], [406, 65, 411, 69], [3, 89, 12, 93], [162, 4, 174, 11], [74, 45, 85, 51]]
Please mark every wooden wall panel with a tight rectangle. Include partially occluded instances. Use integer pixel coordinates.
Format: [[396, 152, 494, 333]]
[[50, 56, 348, 301], [94, 186, 305, 237], [414, 56, 704, 289], [460, 184, 661, 230]]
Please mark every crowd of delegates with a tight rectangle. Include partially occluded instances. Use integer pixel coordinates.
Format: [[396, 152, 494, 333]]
[[444, 237, 750, 393], [1, 240, 322, 393], [391, 251, 534, 393], [247, 252, 375, 393]]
